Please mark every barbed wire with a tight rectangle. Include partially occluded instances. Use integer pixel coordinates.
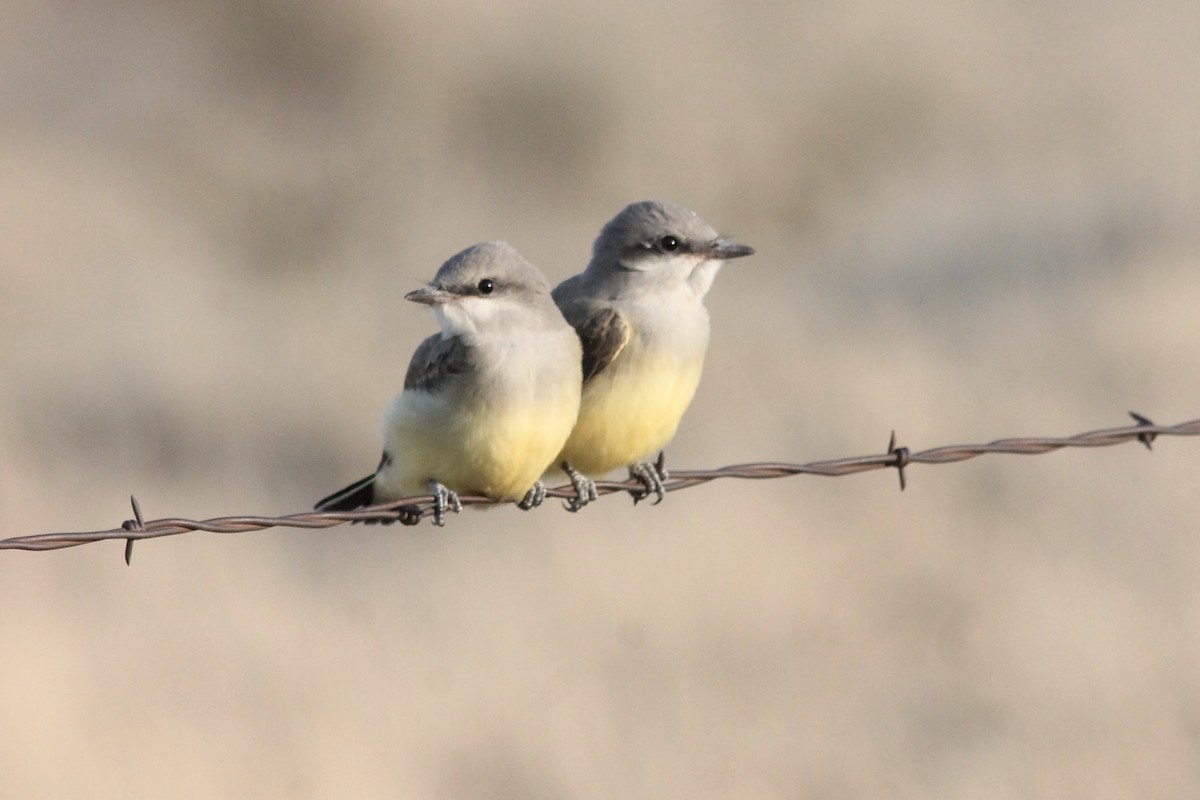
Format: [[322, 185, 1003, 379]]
[[2, 412, 1196, 563]]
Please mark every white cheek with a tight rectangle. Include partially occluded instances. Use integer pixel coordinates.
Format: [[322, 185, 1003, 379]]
[[432, 303, 472, 335], [687, 259, 722, 298], [657, 253, 696, 277], [648, 254, 721, 300], [432, 296, 513, 335]]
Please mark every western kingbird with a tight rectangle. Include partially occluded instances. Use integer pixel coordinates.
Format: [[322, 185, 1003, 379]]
[[315, 241, 583, 526], [552, 200, 754, 509]]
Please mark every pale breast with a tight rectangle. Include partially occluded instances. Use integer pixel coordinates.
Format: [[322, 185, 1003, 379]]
[[377, 328, 582, 501], [559, 294, 710, 476]]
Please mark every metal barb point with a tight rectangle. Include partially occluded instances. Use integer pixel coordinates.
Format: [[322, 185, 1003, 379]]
[[1129, 411, 1157, 451], [888, 431, 910, 491], [121, 495, 145, 565]]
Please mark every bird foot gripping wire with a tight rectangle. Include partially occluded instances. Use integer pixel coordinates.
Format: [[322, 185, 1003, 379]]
[[561, 462, 598, 512], [517, 481, 547, 510], [427, 481, 462, 527], [628, 452, 669, 505]]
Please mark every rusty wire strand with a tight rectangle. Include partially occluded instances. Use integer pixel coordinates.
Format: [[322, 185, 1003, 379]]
[[2, 412, 1197, 558]]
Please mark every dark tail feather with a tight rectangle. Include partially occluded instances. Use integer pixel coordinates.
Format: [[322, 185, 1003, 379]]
[[315, 474, 376, 511]]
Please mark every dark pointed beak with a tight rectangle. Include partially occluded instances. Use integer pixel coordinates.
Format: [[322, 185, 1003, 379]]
[[405, 285, 454, 306], [709, 238, 755, 260]]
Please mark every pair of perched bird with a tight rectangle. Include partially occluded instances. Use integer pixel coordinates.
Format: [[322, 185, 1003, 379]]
[[314, 200, 754, 525]]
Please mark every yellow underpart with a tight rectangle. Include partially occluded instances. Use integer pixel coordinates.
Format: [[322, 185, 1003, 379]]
[[558, 350, 703, 476], [377, 389, 580, 502]]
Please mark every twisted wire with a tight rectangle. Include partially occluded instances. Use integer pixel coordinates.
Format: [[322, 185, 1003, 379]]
[[2, 412, 1196, 561]]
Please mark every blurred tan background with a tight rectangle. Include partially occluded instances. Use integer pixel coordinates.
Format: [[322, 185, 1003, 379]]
[[3, 0, 1199, 797]]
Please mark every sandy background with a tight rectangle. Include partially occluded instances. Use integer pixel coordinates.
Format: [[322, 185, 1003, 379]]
[[3, 0, 1200, 797]]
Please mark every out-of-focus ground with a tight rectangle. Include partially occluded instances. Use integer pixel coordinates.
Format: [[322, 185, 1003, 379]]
[[2, 0, 1199, 797]]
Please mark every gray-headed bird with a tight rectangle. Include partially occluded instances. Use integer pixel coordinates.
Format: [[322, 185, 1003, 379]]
[[552, 200, 754, 509], [316, 241, 583, 525]]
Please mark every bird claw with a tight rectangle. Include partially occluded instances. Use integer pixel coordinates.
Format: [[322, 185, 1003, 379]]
[[628, 458, 668, 505], [428, 481, 462, 527], [517, 481, 547, 510], [561, 462, 598, 512]]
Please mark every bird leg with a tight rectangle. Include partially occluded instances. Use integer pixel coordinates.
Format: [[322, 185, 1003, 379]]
[[628, 453, 668, 505], [428, 480, 462, 527], [561, 462, 598, 512], [517, 481, 547, 510]]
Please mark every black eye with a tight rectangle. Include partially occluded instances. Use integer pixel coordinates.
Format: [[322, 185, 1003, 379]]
[[658, 235, 680, 252], [477, 279, 494, 295]]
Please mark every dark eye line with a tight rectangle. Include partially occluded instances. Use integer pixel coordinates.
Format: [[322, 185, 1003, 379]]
[[660, 235, 679, 252], [633, 236, 687, 254]]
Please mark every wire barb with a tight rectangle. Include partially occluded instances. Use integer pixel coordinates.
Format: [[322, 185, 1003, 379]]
[[1129, 411, 1157, 450], [119, 495, 145, 565], [888, 431, 910, 491], [2, 413, 1198, 555]]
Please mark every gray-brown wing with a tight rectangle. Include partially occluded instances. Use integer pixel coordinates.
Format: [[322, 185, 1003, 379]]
[[403, 333, 474, 393], [558, 299, 631, 385]]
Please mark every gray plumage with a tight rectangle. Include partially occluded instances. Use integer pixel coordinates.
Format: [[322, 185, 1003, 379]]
[[316, 241, 582, 521], [552, 200, 753, 501], [554, 200, 754, 389]]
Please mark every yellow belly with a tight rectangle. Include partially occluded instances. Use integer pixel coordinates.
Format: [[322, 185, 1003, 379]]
[[378, 390, 580, 502], [557, 351, 703, 476]]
